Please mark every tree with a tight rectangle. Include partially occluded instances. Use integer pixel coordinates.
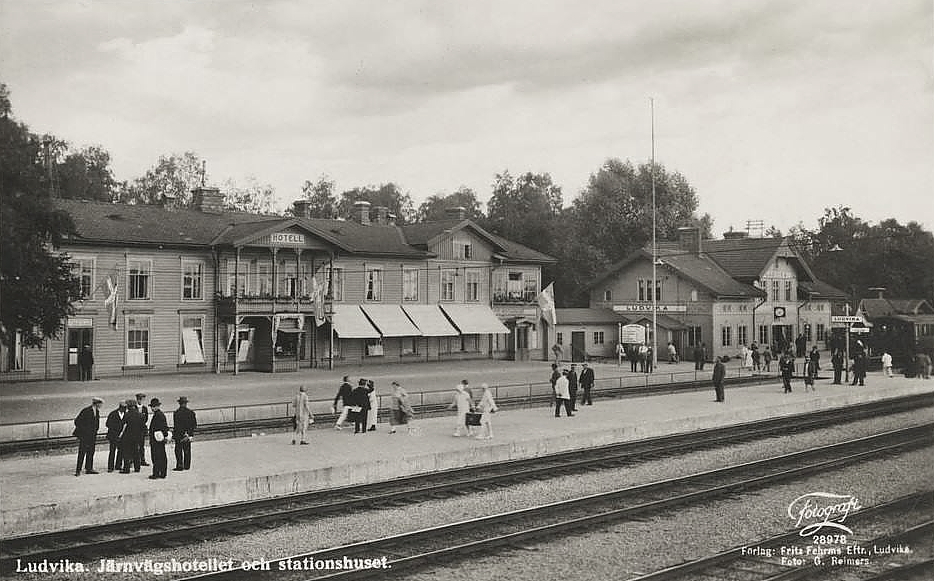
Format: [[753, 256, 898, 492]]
[[416, 186, 484, 222], [337, 182, 416, 223], [57, 145, 119, 202], [0, 84, 82, 348], [118, 151, 206, 207], [485, 170, 563, 252], [296, 174, 338, 218], [221, 176, 278, 214]]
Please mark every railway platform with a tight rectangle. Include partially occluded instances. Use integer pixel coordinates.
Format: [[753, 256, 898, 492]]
[[2, 375, 931, 538]]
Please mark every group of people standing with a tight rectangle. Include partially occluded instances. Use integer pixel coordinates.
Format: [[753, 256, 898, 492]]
[[448, 380, 498, 439], [549, 362, 595, 416], [73, 394, 197, 479], [326, 377, 416, 437]]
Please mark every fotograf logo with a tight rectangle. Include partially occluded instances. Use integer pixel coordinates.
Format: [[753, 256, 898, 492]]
[[788, 492, 862, 536]]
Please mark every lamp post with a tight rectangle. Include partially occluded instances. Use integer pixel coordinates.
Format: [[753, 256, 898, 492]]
[[650, 98, 658, 371]]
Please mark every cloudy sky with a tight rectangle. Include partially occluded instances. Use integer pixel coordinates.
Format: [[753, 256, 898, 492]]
[[1, 0, 931, 233]]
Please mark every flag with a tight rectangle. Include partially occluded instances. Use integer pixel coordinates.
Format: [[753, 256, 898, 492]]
[[537, 282, 557, 326], [103, 274, 118, 329], [311, 276, 325, 324]]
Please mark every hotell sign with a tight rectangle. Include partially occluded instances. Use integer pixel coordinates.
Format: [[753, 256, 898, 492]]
[[270, 232, 306, 245]]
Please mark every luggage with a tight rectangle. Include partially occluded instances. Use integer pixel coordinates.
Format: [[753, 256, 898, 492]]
[[465, 412, 482, 426]]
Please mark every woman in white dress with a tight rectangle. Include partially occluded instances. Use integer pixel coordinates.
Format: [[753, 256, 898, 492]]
[[366, 380, 379, 432], [475, 384, 498, 439]]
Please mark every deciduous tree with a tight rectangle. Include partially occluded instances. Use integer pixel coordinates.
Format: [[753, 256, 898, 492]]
[[416, 187, 484, 222], [296, 174, 338, 218]]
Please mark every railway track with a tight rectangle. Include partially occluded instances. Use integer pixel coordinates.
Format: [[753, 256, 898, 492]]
[[168, 423, 932, 581], [629, 492, 933, 581], [1, 393, 930, 574]]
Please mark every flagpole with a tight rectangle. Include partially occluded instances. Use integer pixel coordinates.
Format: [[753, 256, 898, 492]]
[[651, 98, 658, 371]]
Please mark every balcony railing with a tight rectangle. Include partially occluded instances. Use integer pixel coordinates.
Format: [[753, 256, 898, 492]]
[[216, 293, 317, 315], [493, 291, 538, 304]]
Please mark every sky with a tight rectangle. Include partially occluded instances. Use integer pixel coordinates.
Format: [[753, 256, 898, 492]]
[[1, 0, 932, 234]]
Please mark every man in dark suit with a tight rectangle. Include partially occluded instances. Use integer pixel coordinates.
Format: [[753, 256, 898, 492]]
[[119, 399, 143, 473], [74, 397, 103, 476], [567, 364, 579, 411], [173, 396, 197, 470], [712, 357, 726, 402], [148, 398, 170, 479], [78, 345, 94, 381], [135, 393, 150, 466], [105, 401, 127, 472], [579, 362, 595, 406]]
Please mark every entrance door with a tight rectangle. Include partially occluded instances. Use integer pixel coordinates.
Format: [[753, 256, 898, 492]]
[[571, 331, 586, 362], [772, 324, 794, 354], [67, 328, 93, 381], [514, 325, 530, 361]]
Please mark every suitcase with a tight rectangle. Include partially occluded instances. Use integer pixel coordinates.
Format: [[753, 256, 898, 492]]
[[465, 412, 482, 426]]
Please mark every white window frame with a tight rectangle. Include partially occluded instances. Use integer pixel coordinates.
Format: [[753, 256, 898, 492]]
[[71, 255, 96, 300], [441, 269, 456, 301], [365, 266, 383, 301], [125, 315, 151, 366], [327, 266, 343, 301], [737, 325, 748, 346], [127, 258, 153, 300], [593, 331, 605, 345], [721, 325, 732, 347], [403, 268, 419, 302], [465, 270, 480, 302], [179, 314, 206, 364], [181, 260, 204, 300], [225, 258, 249, 297]]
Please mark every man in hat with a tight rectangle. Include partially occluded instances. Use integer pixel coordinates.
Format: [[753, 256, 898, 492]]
[[148, 398, 170, 479], [78, 345, 94, 381], [331, 376, 354, 430], [554, 369, 573, 417], [119, 399, 143, 473], [579, 362, 595, 406], [135, 393, 150, 466], [73, 397, 103, 476], [105, 400, 127, 472], [712, 356, 726, 402], [173, 396, 197, 470]]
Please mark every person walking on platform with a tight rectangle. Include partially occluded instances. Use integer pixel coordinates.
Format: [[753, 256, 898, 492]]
[[809, 346, 821, 375], [881, 351, 893, 378], [349, 380, 371, 435], [780, 352, 795, 393], [389, 381, 414, 434], [712, 357, 726, 402], [105, 401, 126, 472], [173, 396, 197, 470], [579, 362, 595, 406], [751, 343, 761, 372], [667, 342, 678, 364], [475, 383, 498, 439], [292, 385, 313, 445], [366, 379, 379, 432], [763, 346, 773, 373], [567, 364, 579, 412], [804, 354, 818, 392], [851, 341, 867, 386], [630, 345, 640, 373], [554, 369, 573, 417], [448, 381, 474, 437], [332, 376, 354, 430], [135, 393, 150, 467], [73, 397, 103, 476], [119, 399, 143, 473], [148, 398, 170, 479], [740, 344, 752, 371], [831, 350, 844, 384], [549, 363, 560, 408]]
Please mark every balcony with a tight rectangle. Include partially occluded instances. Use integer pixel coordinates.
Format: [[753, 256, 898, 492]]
[[493, 291, 538, 305], [216, 293, 318, 316]]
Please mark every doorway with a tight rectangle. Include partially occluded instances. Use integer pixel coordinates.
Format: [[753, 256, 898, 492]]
[[571, 331, 586, 362], [67, 328, 93, 381]]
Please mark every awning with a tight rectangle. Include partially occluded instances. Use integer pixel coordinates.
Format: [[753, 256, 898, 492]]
[[361, 304, 422, 337], [331, 305, 381, 339], [440, 304, 510, 334], [402, 305, 460, 337]]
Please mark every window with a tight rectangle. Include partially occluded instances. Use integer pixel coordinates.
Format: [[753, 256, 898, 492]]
[[690, 289, 698, 302], [365, 267, 382, 301], [721, 325, 732, 347], [557, 332, 564, 345], [817, 323, 826, 342], [804, 324, 812, 342], [73, 257, 94, 299], [126, 316, 150, 366], [688, 326, 702, 347], [737, 325, 748, 346], [523, 276, 538, 302], [461, 335, 478, 352], [179, 316, 205, 364], [593, 331, 605, 345], [507, 272, 523, 301], [771, 280, 780, 302], [465, 270, 480, 302], [257, 263, 272, 296], [225, 259, 248, 297], [128, 259, 152, 300], [604, 289, 612, 301], [759, 325, 770, 345], [639, 278, 661, 301], [182, 261, 203, 300], [327, 267, 343, 301], [441, 269, 455, 301], [280, 260, 298, 298], [463, 243, 472, 259], [403, 268, 419, 301], [402, 337, 419, 356], [784, 280, 793, 302], [638, 279, 646, 301], [365, 338, 383, 356]]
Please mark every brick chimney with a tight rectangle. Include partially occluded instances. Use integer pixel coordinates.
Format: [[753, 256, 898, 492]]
[[371, 205, 389, 225], [677, 226, 702, 255], [352, 200, 371, 225], [445, 206, 467, 220], [293, 200, 312, 218], [191, 186, 226, 213], [723, 227, 748, 240]]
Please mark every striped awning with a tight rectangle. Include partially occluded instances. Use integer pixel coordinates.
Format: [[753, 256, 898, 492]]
[[440, 304, 510, 334], [331, 305, 381, 339], [402, 305, 460, 337], [361, 305, 422, 337]]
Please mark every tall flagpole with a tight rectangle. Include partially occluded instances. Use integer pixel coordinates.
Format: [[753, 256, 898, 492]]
[[651, 98, 658, 371]]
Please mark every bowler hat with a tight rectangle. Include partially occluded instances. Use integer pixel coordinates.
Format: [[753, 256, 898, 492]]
[[135, 393, 146, 400], [177, 396, 189, 404], [150, 397, 161, 407]]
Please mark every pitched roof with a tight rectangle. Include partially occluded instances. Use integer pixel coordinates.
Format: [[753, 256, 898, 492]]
[[798, 280, 848, 301], [399, 219, 556, 263], [859, 298, 934, 318], [700, 237, 787, 281], [555, 308, 628, 325]]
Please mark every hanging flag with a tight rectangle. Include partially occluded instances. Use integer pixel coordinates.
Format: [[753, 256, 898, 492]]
[[103, 274, 118, 329], [537, 282, 557, 326], [311, 276, 325, 324]]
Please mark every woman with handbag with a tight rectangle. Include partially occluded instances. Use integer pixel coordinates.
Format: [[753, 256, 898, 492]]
[[475, 383, 498, 440], [448, 381, 473, 437], [389, 381, 415, 434]]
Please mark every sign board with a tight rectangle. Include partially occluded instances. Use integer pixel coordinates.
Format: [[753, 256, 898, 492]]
[[612, 304, 687, 313], [270, 232, 306, 245], [68, 318, 93, 328], [831, 315, 863, 323], [849, 327, 870, 334], [620, 324, 646, 344]]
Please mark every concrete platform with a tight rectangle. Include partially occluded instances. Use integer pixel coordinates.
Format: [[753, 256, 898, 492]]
[[2, 377, 932, 538]]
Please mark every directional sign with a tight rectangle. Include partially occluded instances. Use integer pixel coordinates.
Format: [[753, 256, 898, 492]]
[[849, 327, 870, 334], [831, 316, 864, 323]]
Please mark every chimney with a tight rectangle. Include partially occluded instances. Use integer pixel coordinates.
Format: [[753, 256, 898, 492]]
[[352, 200, 371, 225], [371, 205, 389, 225], [677, 226, 702, 255], [868, 287, 887, 299], [191, 186, 226, 214], [445, 206, 467, 220], [723, 227, 748, 240], [292, 200, 312, 219]]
